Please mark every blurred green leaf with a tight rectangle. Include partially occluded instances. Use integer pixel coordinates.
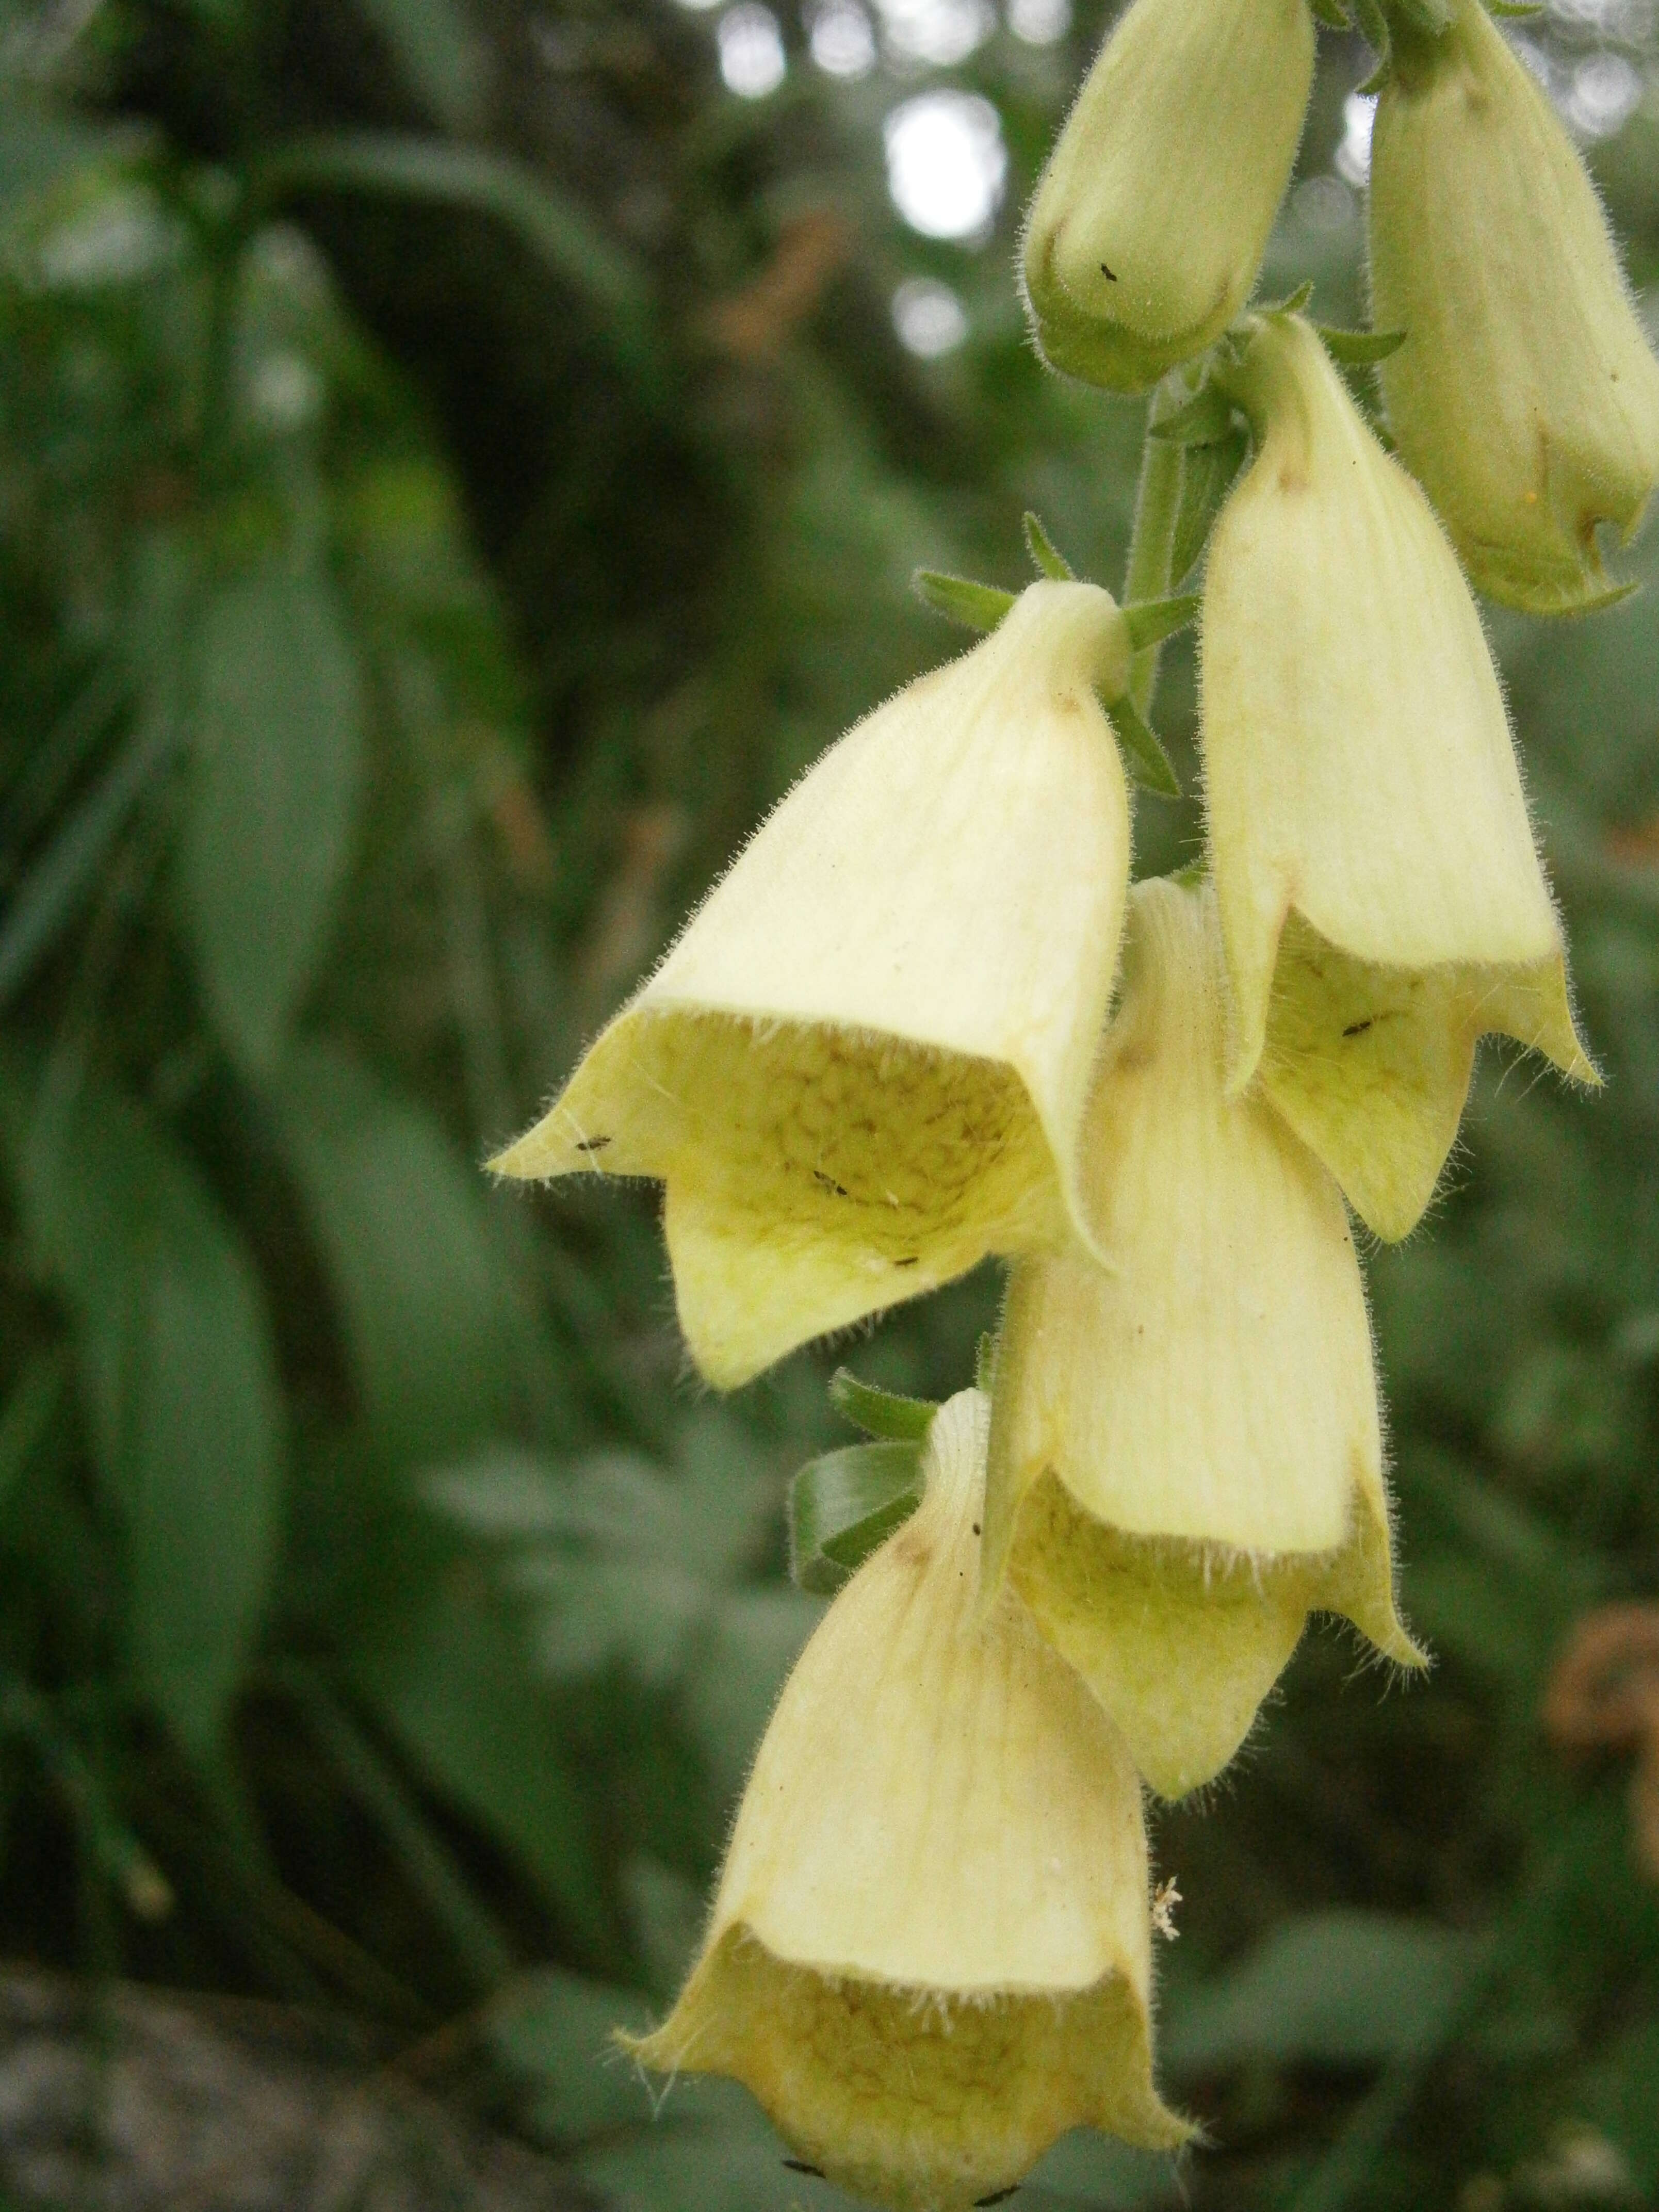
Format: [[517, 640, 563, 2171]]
[[492, 1966, 654, 2141], [267, 1038, 549, 1461], [250, 134, 660, 400], [0, 1058, 283, 1759], [183, 566, 365, 1071], [355, 0, 490, 134], [1164, 1912, 1471, 2076], [351, 1564, 608, 1947]]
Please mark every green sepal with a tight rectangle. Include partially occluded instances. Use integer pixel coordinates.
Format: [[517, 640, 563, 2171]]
[[1022, 512, 1075, 582], [1170, 428, 1249, 584], [827, 1367, 938, 1442], [1260, 279, 1315, 319], [1318, 323, 1409, 366], [1104, 688, 1182, 800], [1352, 0, 1390, 55], [1485, 1, 1543, 15], [1123, 592, 1202, 654], [787, 1440, 924, 1595], [1309, 0, 1352, 23], [1356, 48, 1393, 92], [1544, 577, 1643, 619], [1148, 383, 1238, 448], [913, 571, 1017, 631], [1390, 0, 1452, 33]]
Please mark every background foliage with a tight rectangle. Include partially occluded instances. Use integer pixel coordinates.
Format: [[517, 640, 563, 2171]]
[[2, 0, 1658, 2205]]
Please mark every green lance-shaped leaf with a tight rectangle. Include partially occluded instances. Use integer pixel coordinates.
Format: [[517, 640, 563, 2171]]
[[787, 1440, 925, 1595], [1260, 278, 1316, 319], [1022, 511, 1075, 582], [912, 570, 1018, 632], [182, 566, 365, 1073], [1122, 593, 1202, 654], [1149, 382, 1239, 448], [827, 1368, 939, 1442], [268, 1039, 552, 1465], [1319, 323, 1410, 367], [1171, 427, 1250, 585], [1105, 687, 1182, 800], [0, 1055, 284, 1763]]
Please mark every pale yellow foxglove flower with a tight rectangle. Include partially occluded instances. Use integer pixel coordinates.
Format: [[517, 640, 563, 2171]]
[[1371, 0, 1659, 613], [981, 877, 1423, 1802], [1201, 313, 1595, 1242], [1022, 0, 1315, 393], [626, 1390, 1188, 2211], [492, 583, 1133, 1388]]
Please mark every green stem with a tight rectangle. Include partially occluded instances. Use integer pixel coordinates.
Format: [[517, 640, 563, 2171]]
[[1123, 379, 1188, 717]]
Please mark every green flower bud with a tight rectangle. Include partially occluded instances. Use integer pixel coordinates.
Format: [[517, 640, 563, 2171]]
[[491, 583, 1133, 1388], [981, 879, 1421, 1802], [1022, 0, 1316, 393], [627, 1390, 1189, 2211], [1370, 0, 1659, 612], [1202, 313, 1596, 1241]]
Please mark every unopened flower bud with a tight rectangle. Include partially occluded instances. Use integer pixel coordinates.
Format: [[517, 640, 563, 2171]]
[[1022, 0, 1316, 393], [1371, 0, 1659, 612], [1202, 313, 1595, 1241], [492, 583, 1133, 1388], [626, 1389, 1188, 2211], [982, 879, 1421, 1802]]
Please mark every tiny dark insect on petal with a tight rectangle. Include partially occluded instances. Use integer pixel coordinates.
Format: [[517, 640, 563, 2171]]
[[1100, 263, 1117, 281], [575, 1135, 612, 1152], [893, 1255, 920, 1268], [1341, 1019, 1374, 1039], [812, 1170, 850, 1197], [976, 2190, 1021, 2206], [783, 2159, 825, 2176]]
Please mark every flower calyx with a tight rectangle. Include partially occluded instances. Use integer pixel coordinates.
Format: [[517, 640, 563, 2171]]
[[915, 516, 1194, 798], [787, 1370, 937, 1595]]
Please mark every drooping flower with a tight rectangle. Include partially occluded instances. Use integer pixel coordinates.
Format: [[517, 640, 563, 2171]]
[[492, 583, 1134, 1387], [1200, 311, 1596, 1241], [981, 877, 1422, 1801], [1022, 0, 1316, 394], [1370, 0, 1659, 613], [625, 1389, 1188, 2211]]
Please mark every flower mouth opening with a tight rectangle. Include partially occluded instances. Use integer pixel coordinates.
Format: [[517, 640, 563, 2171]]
[[998, 1468, 1420, 1799], [626, 1923, 1188, 2212]]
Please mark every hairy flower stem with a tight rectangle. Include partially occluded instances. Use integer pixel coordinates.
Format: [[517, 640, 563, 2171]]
[[1123, 380, 1186, 715]]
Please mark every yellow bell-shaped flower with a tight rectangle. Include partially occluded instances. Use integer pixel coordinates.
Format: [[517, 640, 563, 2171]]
[[1201, 313, 1595, 1242], [1370, 0, 1659, 613], [982, 877, 1423, 1802], [492, 583, 1133, 1387], [1022, 0, 1315, 393], [626, 1389, 1188, 2211]]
